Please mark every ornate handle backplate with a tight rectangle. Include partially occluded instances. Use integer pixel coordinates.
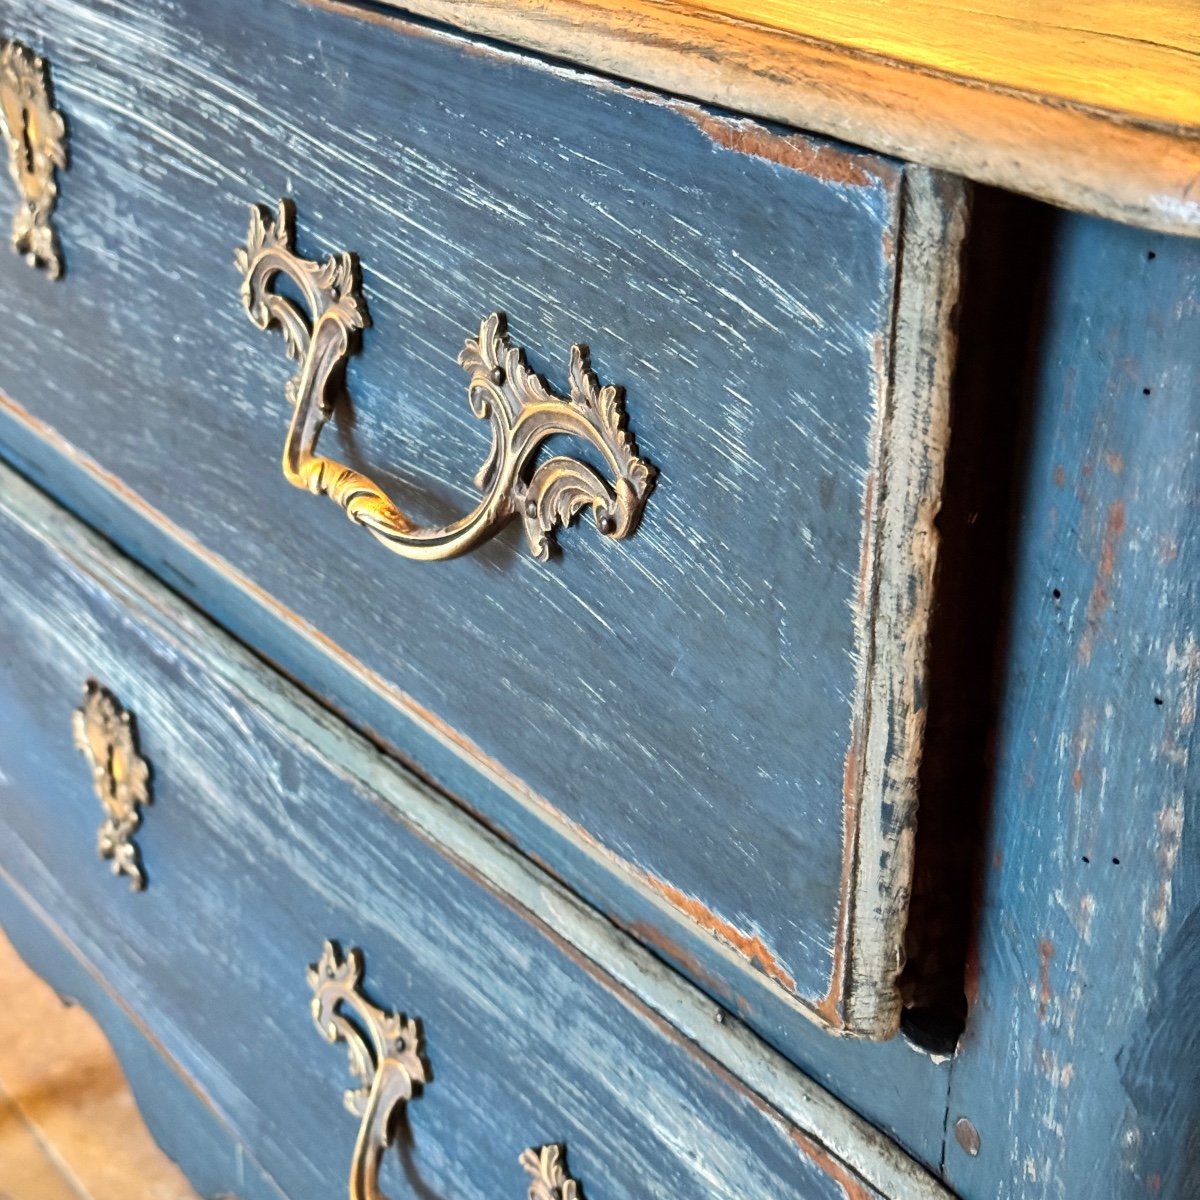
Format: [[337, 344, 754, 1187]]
[[308, 941, 585, 1200], [236, 201, 654, 562], [72, 681, 152, 890], [0, 39, 66, 277]]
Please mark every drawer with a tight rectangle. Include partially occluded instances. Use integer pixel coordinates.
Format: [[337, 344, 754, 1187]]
[[0, 465, 948, 1199], [0, 0, 967, 1036]]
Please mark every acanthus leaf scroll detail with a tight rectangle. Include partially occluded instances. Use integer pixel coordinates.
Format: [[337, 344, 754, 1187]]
[[0, 38, 66, 278], [72, 680, 152, 890], [520, 1144, 583, 1200], [308, 942, 588, 1200], [237, 200, 654, 562]]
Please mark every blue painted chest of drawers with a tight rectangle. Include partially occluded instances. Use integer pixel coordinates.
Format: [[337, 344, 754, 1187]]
[[0, 1, 1195, 1197]]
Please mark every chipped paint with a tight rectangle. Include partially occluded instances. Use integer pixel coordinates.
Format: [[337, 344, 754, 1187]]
[[1037, 938, 1055, 1022], [1076, 893, 1095, 944], [677, 108, 881, 189], [634, 871, 798, 994], [789, 1130, 877, 1200], [623, 919, 739, 1007], [1162, 635, 1200, 767], [1079, 499, 1126, 665], [1150, 801, 1183, 936]]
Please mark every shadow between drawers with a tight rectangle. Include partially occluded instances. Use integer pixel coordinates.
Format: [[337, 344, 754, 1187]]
[[899, 187, 1057, 1052]]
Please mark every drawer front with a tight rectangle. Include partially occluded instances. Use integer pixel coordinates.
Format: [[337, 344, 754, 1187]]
[[0, 0, 966, 1034], [0, 465, 947, 1200]]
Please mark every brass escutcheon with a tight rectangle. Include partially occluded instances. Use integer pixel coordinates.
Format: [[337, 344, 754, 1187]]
[[72, 680, 152, 890], [0, 39, 66, 277]]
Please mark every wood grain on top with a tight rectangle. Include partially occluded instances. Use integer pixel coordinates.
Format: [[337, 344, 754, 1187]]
[[364, 0, 1200, 235]]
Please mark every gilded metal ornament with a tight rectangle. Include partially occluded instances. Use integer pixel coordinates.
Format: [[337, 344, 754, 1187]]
[[520, 1144, 582, 1200], [71, 680, 151, 890], [309, 942, 586, 1200], [237, 201, 654, 562], [0, 39, 66, 278], [308, 941, 428, 1200]]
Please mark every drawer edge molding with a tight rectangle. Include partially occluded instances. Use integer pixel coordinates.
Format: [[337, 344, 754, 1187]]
[[0, 459, 953, 1200], [838, 166, 970, 1033]]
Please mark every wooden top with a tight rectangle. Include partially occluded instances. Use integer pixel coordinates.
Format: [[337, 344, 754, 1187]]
[[370, 0, 1200, 236]]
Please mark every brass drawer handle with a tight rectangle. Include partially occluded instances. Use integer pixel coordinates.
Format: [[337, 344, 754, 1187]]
[[0, 39, 66, 278], [72, 681, 152, 890], [237, 201, 654, 562], [309, 941, 584, 1199]]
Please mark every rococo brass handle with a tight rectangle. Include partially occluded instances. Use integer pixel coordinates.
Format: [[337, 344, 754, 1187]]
[[308, 941, 584, 1200], [237, 201, 654, 562]]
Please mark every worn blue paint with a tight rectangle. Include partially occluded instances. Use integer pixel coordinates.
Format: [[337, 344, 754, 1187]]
[[0, 406, 953, 1173], [0, 468, 905, 1200], [0, 2, 1191, 1196], [941, 215, 1200, 1197], [0, 882, 284, 1200], [0, 0, 908, 1023], [0, 0, 958, 1162]]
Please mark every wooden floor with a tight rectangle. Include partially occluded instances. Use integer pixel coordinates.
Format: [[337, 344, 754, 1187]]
[[0, 928, 198, 1200]]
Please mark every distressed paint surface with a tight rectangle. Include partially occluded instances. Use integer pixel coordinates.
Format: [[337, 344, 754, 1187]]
[[0, 0, 945, 1030], [0, 404, 953, 1170], [362, 0, 1200, 236], [942, 217, 1200, 1197], [0, 882, 282, 1200], [0, 463, 950, 1200]]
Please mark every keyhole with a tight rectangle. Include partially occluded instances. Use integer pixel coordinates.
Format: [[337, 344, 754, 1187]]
[[19, 117, 33, 175]]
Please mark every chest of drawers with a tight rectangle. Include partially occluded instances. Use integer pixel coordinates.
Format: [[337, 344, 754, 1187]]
[[0, 2, 1195, 1198]]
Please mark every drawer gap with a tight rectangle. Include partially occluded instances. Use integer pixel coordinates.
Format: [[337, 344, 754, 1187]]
[[900, 188, 1059, 1052]]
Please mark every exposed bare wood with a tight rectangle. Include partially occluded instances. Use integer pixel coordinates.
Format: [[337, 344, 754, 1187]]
[[843, 167, 970, 1032], [361, 0, 1200, 235]]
